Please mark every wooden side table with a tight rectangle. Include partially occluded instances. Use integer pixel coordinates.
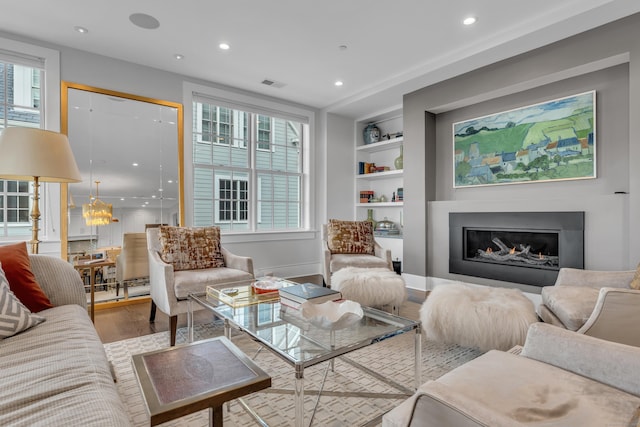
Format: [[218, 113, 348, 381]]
[[132, 336, 271, 426], [73, 259, 115, 322]]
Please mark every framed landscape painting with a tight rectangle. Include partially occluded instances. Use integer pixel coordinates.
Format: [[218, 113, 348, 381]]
[[453, 91, 596, 188]]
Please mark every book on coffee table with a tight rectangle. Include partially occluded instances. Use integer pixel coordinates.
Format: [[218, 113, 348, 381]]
[[278, 283, 341, 305]]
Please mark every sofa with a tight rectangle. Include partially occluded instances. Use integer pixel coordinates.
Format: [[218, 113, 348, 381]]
[[0, 254, 130, 426], [537, 267, 640, 346], [383, 323, 640, 427]]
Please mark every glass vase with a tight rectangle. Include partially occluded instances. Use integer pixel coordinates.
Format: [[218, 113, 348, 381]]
[[394, 145, 404, 170]]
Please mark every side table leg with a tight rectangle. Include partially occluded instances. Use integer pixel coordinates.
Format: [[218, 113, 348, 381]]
[[295, 365, 305, 427], [210, 405, 223, 426]]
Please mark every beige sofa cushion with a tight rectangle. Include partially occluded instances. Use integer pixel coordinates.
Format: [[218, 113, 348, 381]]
[[540, 285, 600, 331], [427, 350, 640, 427], [159, 226, 225, 271], [326, 219, 374, 255]]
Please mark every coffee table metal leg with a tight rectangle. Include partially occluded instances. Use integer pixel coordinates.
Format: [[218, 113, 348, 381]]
[[414, 324, 422, 390], [295, 364, 304, 427], [187, 299, 194, 343]]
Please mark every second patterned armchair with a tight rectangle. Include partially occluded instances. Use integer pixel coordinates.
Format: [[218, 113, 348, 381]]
[[322, 219, 392, 287]]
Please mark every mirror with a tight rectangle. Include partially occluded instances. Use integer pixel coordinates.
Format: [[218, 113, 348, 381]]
[[60, 82, 183, 302]]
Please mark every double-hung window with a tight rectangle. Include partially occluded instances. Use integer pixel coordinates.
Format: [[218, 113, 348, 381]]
[[0, 57, 44, 238], [192, 98, 306, 231]]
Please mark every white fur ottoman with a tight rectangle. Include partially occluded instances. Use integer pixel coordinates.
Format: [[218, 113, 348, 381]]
[[331, 267, 406, 314], [420, 283, 538, 352]]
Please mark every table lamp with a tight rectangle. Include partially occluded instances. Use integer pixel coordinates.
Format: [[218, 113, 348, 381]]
[[0, 127, 82, 254]]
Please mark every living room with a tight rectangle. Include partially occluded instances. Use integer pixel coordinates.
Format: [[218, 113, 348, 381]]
[[2, 2, 640, 426]]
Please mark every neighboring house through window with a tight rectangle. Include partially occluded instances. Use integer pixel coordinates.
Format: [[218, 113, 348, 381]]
[[0, 57, 43, 238], [191, 92, 309, 232]]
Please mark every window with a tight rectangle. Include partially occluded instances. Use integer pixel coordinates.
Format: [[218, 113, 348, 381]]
[[192, 100, 305, 231], [0, 58, 43, 238]]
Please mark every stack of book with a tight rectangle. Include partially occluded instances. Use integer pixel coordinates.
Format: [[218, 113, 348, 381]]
[[359, 190, 375, 203], [279, 283, 342, 309]]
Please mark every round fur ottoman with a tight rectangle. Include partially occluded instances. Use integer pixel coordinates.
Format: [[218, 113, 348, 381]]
[[331, 267, 406, 313], [420, 283, 538, 351]]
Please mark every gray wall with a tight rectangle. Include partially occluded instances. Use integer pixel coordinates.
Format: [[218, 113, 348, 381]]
[[403, 14, 640, 291], [0, 31, 324, 277]]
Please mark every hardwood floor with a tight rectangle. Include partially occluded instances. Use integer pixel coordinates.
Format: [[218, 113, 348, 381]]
[[93, 274, 426, 344]]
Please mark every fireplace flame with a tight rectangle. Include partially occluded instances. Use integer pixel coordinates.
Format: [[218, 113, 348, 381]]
[[509, 247, 516, 255], [486, 247, 493, 254], [539, 252, 543, 259]]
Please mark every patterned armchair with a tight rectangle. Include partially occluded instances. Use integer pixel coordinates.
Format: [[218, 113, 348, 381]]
[[322, 219, 392, 287], [146, 226, 254, 346]]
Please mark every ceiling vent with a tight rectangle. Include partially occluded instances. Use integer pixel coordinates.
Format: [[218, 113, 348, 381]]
[[261, 79, 286, 88]]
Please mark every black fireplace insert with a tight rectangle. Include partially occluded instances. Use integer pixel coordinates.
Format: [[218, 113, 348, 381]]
[[449, 212, 584, 286]]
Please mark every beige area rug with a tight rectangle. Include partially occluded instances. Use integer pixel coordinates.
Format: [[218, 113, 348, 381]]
[[104, 301, 483, 426]]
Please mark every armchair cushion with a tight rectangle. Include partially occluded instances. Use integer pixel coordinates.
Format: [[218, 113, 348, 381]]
[[631, 262, 640, 290], [326, 219, 374, 255], [540, 286, 600, 331], [0, 264, 45, 339], [159, 226, 225, 271], [0, 242, 52, 312]]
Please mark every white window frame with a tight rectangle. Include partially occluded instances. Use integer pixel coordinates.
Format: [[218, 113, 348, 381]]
[[0, 38, 60, 246], [183, 82, 314, 242]]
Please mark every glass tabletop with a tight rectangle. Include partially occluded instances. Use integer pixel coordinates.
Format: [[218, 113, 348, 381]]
[[189, 281, 419, 369]]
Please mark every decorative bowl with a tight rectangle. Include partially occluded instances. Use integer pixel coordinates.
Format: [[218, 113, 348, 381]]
[[252, 277, 285, 294], [300, 300, 364, 330]]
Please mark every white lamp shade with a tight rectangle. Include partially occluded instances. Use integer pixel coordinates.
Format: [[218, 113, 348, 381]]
[[0, 127, 81, 182]]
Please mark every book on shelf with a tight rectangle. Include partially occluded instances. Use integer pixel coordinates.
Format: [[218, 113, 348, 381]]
[[278, 283, 342, 304]]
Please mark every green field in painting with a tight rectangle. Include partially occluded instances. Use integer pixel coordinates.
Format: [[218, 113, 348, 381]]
[[454, 124, 531, 155], [454, 109, 593, 156]]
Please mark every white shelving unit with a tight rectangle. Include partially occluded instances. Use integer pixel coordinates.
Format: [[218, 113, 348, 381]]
[[355, 115, 404, 268]]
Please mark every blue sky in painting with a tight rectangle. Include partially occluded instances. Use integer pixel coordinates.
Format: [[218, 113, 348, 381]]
[[454, 92, 594, 134]]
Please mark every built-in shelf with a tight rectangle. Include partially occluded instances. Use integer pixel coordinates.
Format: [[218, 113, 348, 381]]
[[356, 136, 403, 153], [357, 202, 404, 207], [356, 169, 403, 180], [374, 233, 403, 239]]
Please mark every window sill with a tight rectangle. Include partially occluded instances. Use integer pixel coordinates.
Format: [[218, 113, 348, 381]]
[[220, 229, 316, 244]]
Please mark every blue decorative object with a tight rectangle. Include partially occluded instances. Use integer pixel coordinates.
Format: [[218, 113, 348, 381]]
[[363, 123, 380, 145]]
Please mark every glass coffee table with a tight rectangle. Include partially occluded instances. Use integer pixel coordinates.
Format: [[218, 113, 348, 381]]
[[188, 278, 421, 427]]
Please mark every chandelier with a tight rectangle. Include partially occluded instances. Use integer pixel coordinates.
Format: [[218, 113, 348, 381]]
[[82, 181, 112, 226]]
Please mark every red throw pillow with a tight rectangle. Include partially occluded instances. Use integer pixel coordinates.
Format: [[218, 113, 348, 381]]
[[0, 242, 53, 312]]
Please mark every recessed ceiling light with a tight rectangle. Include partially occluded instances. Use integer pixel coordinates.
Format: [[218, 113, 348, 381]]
[[74, 26, 88, 34], [174, 54, 184, 60], [132, 162, 139, 166], [129, 13, 160, 30], [120, 198, 125, 201], [335, 80, 344, 87], [463, 16, 477, 26], [219, 43, 230, 50]]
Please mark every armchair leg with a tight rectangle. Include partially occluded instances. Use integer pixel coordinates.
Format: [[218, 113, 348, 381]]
[[149, 300, 157, 322], [170, 315, 178, 347]]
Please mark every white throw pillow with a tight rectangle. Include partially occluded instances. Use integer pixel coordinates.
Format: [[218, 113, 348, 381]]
[[0, 262, 45, 339]]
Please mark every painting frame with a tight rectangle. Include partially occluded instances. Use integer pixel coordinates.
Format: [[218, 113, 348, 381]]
[[453, 90, 596, 188]]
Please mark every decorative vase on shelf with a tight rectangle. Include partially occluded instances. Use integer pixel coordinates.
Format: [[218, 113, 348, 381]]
[[394, 145, 404, 170], [366, 208, 377, 230], [363, 123, 380, 145]]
